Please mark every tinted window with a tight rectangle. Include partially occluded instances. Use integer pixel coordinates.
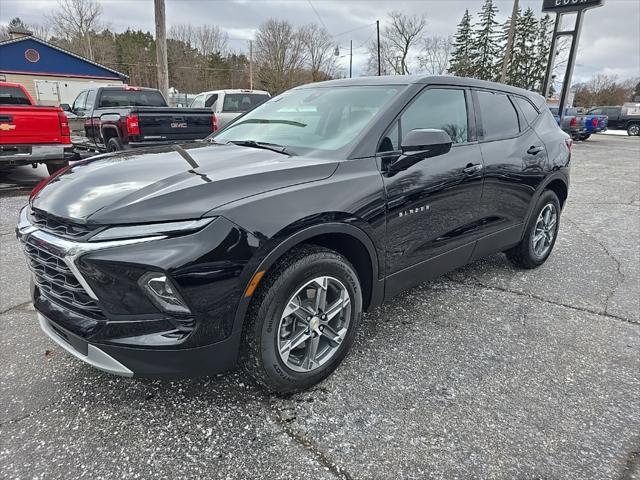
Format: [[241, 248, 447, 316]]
[[85, 90, 97, 110], [73, 91, 88, 111], [0, 86, 31, 105], [99, 89, 167, 108], [205, 94, 218, 108], [222, 93, 270, 113], [400, 88, 468, 144], [477, 91, 519, 140], [514, 96, 539, 126], [190, 94, 205, 108]]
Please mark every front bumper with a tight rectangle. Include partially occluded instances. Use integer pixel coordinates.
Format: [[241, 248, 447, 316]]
[[16, 207, 257, 377]]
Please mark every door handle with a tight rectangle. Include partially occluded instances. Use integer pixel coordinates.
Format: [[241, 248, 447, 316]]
[[527, 145, 544, 155], [462, 163, 483, 174]]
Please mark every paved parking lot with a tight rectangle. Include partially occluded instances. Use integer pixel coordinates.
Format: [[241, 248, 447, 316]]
[[1, 134, 639, 480]]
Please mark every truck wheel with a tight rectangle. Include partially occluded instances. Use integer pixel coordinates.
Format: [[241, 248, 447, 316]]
[[627, 124, 640, 136], [107, 137, 124, 152], [46, 160, 69, 176], [506, 190, 561, 269], [240, 245, 362, 394]]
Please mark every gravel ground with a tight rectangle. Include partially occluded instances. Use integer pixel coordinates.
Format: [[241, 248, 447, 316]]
[[1, 134, 639, 480]]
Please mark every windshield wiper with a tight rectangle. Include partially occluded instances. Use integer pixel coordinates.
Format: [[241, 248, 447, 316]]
[[228, 140, 294, 156]]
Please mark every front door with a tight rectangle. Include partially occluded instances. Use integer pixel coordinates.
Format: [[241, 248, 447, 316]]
[[380, 87, 484, 297]]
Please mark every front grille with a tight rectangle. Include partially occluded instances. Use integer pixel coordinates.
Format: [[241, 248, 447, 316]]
[[24, 242, 105, 320], [30, 209, 98, 240]]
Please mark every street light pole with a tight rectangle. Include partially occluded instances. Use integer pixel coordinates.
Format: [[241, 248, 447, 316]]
[[500, 0, 519, 83], [349, 40, 353, 78]]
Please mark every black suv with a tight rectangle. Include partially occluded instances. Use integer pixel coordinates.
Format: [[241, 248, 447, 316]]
[[17, 76, 571, 393]]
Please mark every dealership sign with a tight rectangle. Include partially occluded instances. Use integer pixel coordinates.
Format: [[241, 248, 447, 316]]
[[542, 0, 604, 13]]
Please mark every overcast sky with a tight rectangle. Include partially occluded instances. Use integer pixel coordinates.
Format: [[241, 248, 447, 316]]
[[2, 0, 639, 80]]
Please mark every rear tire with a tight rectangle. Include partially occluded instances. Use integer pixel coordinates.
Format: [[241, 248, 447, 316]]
[[46, 160, 68, 176], [506, 190, 561, 269], [240, 245, 362, 394], [107, 137, 124, 152], [627, 124, 640, 136], [580, 134, 591, 140]]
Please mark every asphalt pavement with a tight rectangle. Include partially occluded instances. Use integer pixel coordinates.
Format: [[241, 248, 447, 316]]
[[1, 134, 639, 480]]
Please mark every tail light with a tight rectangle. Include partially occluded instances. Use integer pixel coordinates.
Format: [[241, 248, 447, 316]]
[[569, 117, 577, 128], [592, 117, 598, 128], [212, 113, 218, 132], [126, 113, 140, 136], [565, 138, 573, 151], [57, 111, 70, 143]]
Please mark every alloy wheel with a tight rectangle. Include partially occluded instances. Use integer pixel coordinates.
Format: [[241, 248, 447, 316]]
[[531, 203, 558, 258], [277, 276, 352, 373]]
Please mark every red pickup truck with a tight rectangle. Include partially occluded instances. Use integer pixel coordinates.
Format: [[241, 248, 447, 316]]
[[0, 81, 75, 175]]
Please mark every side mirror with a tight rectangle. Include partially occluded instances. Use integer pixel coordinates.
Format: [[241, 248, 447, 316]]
[[389, 129, 453, 173], [59, 103, 71, 112]]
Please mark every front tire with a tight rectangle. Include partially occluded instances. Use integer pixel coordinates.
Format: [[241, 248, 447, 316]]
[[627, 123, 640, 136], [241, 245, 362, 394], [506, 190, 561, 269]]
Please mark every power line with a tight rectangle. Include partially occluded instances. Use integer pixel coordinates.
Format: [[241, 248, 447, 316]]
[[307, 0, 328, 32]]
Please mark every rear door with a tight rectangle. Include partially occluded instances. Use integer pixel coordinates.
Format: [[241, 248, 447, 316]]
[[381, 86, 484, 296], [473, 90, 548, 249]]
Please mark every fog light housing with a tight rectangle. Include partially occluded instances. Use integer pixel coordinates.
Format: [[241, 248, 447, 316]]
[[139, 272, 191, 316]]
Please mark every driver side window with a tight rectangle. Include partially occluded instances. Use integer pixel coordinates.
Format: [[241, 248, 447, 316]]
[[400, 88, 469, 145], [73, 90, 88, 113]]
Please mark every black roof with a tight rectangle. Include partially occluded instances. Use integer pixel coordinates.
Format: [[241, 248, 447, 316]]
[[296, 75, 545, 105]]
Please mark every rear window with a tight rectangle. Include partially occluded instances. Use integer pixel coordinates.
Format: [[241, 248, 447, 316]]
[[99, 89, 167, 108], [222, 94, 269, 113], [477, 90, 520, 141], [513, 96, 539, 126], [0, 86, 31, 105]]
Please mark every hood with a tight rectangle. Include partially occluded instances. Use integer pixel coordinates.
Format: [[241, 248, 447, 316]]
[[31, 143, 339, 224]]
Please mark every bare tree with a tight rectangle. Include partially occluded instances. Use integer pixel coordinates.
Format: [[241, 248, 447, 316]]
[[419, 35, 453, 75], [300, 23, 338, 81], [169, 24, 228, 56], [254, 19, 307, 94], [46, 0, 103, 60], [376, 11, 427, 75]]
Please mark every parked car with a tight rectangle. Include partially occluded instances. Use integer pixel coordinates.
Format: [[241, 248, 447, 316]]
[[549, 106, 587, 140], [587, 103, 640, 136], [573, 108, 608, 140], [0, 81, 74, 175], [63, 86, 216, 153], [17, 76, 571, 393], [190, 89, 270, 130]]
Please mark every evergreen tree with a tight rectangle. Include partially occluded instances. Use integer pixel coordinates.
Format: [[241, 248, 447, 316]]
[[470, 0, 500, 80], [533, 13, 553, 94], [497, 8, 521, 84], [448, 9, 473, 77], [511, 7, 538, 90]]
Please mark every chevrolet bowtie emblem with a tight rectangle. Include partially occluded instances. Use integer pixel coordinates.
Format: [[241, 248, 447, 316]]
[[0, 123, 16, 131]]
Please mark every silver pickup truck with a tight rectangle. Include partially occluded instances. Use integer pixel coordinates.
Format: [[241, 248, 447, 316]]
[[190, 89, 270, 131]]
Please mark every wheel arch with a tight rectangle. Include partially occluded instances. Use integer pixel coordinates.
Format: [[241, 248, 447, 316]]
[[232, 222, 383, 334]]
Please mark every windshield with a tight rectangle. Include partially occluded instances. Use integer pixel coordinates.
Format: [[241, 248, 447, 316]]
[[212, 85, 402, 156]]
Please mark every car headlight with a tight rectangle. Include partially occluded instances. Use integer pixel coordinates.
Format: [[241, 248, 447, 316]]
[[89, 217, 215, 242]]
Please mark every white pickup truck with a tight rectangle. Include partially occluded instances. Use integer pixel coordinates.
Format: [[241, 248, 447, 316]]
[[190, 89, 270, 131]]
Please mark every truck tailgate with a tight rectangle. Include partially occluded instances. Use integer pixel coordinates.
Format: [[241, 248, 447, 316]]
[[135, 108, 213, 142], [0, 106, 65, 144]]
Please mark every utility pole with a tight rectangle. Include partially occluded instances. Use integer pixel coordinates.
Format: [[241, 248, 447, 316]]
[[500, 0, 519, 84], [376, 20, 381, 76], [349, 40, 353, 78], [154, 0, 169, 101], [249, 39, 253, 89]]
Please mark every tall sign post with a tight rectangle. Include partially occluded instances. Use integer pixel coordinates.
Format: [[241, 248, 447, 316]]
[[541, 0, 604, 119]]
